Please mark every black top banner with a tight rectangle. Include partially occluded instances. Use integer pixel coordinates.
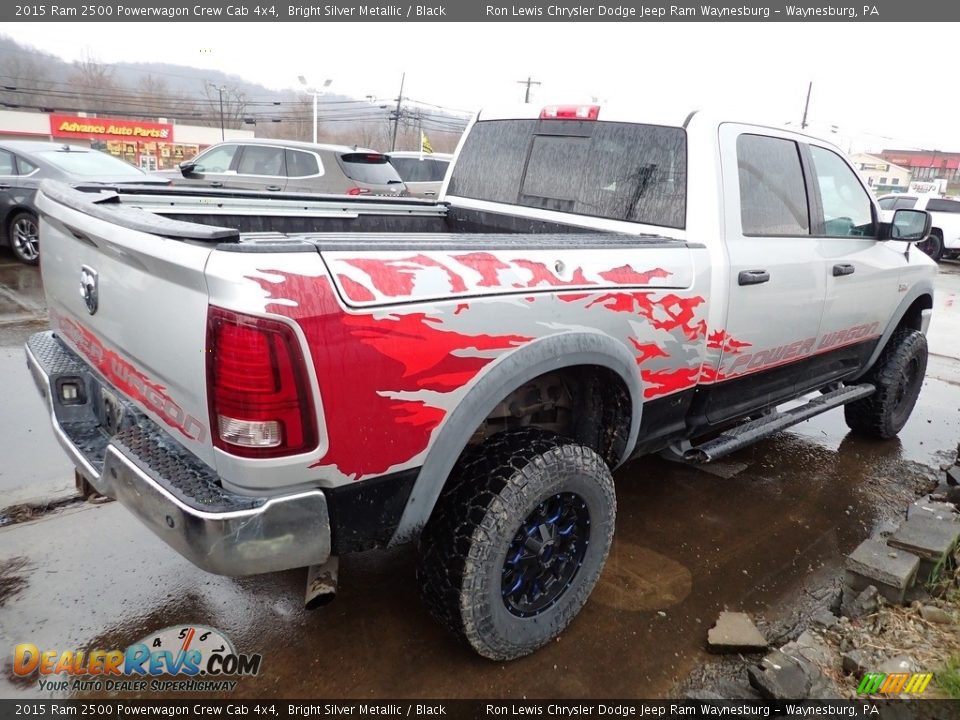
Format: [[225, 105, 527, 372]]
[[4, 0, 960, 22]]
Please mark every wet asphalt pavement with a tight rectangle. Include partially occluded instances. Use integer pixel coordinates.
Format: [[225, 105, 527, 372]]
[[1, 249, 959, 700]]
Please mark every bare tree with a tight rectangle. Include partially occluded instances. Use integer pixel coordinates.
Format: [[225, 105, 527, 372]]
[[200, 83, 250, 133], [68, 53, 118, 114]]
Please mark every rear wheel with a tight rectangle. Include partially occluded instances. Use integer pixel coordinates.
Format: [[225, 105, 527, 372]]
[[917, 230, 943, 262], [416, 428, 616, 660], [844, 329, 927, 439], [8, 211, 39, 265]]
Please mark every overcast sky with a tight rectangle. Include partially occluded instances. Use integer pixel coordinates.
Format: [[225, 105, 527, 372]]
[[9, 22, 958, 153]]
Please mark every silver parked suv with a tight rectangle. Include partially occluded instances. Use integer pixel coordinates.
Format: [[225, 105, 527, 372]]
[[170, 139, 407, 196], [386, 151, 452, 198]]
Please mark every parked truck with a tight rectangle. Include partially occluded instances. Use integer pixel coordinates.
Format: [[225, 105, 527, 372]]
[[878, 192, 960, 262], [27, 104, 936, 660]]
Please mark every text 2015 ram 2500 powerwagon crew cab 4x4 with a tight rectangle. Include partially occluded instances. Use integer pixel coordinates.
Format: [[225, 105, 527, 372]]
[[27, 105, 936, 661]]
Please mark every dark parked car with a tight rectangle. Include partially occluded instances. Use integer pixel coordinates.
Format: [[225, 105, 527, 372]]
[[0, 141, 166, 264], [167, 139, 407, 197]]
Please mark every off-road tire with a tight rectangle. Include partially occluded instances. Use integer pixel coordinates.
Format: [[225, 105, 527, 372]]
[[416, 428, 616, 660], [844, 329, 927, 439]]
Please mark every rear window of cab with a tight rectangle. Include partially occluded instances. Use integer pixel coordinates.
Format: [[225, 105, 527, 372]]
[[447, 119, 687, 229]]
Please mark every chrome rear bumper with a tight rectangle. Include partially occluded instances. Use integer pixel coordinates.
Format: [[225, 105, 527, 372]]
[[26, 330, 331, 576]]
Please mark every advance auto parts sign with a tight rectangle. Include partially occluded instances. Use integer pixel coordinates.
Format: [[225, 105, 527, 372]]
[[50, 113, 173, 141]]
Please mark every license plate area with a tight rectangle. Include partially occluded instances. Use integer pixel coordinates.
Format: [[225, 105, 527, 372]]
[[98, 385, 126, 435]]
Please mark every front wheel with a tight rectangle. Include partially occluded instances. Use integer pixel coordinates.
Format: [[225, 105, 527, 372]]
[[8, 211, 40, 265], [416, 428, 616, 660], [844, 329, 927, 439], [917, 231, 943, 262]]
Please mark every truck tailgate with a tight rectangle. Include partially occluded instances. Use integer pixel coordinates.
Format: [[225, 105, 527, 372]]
[[35, 182, 220, 465]]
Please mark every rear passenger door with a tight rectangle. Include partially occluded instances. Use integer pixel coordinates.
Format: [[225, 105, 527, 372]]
[[228, 145, 287, 191], [706, 126, 826, 423]]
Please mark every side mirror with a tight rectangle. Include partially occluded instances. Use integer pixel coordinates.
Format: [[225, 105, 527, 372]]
[[888, 209, 931, 241], [178, 161, 196, 176]]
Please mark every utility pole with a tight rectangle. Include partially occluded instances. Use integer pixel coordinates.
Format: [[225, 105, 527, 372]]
[[208, 83, 226, 140], [801, 81, 812, 130], [517, 76, 541, 103], [390, 72, 405, 152]]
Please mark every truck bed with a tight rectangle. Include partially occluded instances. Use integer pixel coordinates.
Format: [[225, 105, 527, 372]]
[[53, 182, 683, 245]]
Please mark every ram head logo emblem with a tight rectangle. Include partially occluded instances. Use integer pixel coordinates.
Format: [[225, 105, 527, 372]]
[[80, 265, 99, 315]]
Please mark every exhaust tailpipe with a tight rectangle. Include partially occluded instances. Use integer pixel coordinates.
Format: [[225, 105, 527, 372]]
[[305, 556, 339, 610]]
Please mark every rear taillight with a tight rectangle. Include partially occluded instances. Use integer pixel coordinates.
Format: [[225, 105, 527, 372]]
[[206, 307, 317, 458], [540, 104, 601, 120]]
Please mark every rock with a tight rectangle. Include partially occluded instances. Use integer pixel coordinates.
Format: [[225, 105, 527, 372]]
[[811, 609, 839, 630], [707, 611, 768, 653], [840, 584, 880, 619], [877, 655, 914, 675], [919, 605, 952, 624], [841, 649, 868, 678], [784, 630, 835, 670], [907, 497, 960, 524], [845, 539, 920, 604], [946, 465, 960, 486], [888, 516, 960, 583], [747, 650, 816, 700]]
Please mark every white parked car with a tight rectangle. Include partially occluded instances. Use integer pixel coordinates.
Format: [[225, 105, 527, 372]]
[[878, 194, 960, 261]]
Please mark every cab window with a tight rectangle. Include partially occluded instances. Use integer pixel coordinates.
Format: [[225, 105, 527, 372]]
[[809, 146, 875, 237], [737, 134, 810, 236]]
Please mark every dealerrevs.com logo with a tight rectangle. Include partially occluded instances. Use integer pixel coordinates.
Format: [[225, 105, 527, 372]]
[[13, 625, 262, 692]]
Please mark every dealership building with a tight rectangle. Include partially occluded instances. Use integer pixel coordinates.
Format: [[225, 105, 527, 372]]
[[0, 109, 253, 171]]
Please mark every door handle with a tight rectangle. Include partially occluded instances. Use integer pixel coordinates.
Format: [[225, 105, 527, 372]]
[[833, 263, 855, 277], [209, 181, 223, 188], [266, 185, 282, 192], [738, 269, 770, 286], [0, 183, 10, 190]]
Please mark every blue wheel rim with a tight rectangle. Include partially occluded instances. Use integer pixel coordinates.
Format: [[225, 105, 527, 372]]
[[501, 492, 590, 617]]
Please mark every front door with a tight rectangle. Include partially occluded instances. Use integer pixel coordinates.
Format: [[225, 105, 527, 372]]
[[804, 142, 905, 388]]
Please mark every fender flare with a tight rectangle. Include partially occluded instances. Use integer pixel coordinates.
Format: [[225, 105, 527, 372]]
[[389, 331, 643, 544], [851, 280, 934, 381]]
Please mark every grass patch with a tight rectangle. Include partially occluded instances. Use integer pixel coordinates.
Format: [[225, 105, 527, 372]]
[[936, 656, 960, 700]]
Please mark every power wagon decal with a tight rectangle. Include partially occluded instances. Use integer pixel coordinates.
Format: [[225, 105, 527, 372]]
[[246, 250, 708, 484]]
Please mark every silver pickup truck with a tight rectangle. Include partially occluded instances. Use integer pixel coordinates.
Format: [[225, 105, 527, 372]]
[[27, 104, 936, 660]]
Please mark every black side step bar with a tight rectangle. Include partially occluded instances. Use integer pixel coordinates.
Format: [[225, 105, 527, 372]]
[[680, 384, 876, 464]]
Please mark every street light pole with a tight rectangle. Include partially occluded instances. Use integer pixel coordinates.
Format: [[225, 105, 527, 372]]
[[299, 76, 333, 145]]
